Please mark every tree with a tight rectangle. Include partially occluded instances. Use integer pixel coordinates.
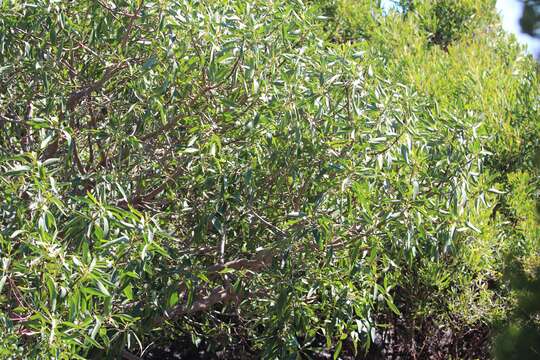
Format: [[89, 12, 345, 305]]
[[520, 0, 540, 38], [0, 0, 538, 358]]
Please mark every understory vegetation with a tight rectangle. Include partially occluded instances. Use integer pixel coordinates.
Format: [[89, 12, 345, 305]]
[[0, 0, 539, 358]]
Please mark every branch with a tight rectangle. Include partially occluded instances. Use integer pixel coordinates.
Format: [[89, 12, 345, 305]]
[[122, 350, 143, 360], [140, 117, 186, 142], [145, 248, 274, 327], [66, 64, 126, 112], [67, 0, 143, 113], [249, 208, 288, 238], [72, 140, 86, 174], [367, 131, 404, 156], [175, 286, 235, 316], [97, 0, 142, 19], [206, 249, 273, 274], [117, 165, 184, 208], [120, 1, 145, 48]]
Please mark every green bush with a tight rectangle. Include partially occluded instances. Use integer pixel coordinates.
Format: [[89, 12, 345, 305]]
[[0, 0, 538, 358], [421, 0, 476, 49]]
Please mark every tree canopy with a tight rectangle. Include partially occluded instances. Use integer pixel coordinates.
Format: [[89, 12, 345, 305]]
[[0, 0, 538, 358]]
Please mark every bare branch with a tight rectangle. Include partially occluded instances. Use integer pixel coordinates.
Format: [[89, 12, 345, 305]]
[[121, 350, 143, 360]]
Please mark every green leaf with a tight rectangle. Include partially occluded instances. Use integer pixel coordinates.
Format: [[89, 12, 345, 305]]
[[218, 267, 235, 274], [0, 276, 6, 294], [123, 284, 134, 301], [334, 340, 342, 360], [386, 297, 401, 315], [95, 280, 111, 297], [90, 317, 102, 339], [4, 165, 31, 176], [82, 287, 106, 298], [169, 291, 179, 307]]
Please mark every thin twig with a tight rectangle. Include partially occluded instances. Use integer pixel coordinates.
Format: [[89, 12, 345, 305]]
[[249, 208, 288, 237]]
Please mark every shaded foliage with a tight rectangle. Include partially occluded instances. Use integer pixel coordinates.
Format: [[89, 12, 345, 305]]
[[520, 0, 540, 38], [495, 264, 540, 359]]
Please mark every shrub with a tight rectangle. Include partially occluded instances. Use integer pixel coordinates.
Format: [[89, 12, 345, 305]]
[[0, 0, 538, 358]]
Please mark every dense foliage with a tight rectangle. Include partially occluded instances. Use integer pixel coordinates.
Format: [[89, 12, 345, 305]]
[[520, 0, 540, 39], [0, 0, 538, 358]]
